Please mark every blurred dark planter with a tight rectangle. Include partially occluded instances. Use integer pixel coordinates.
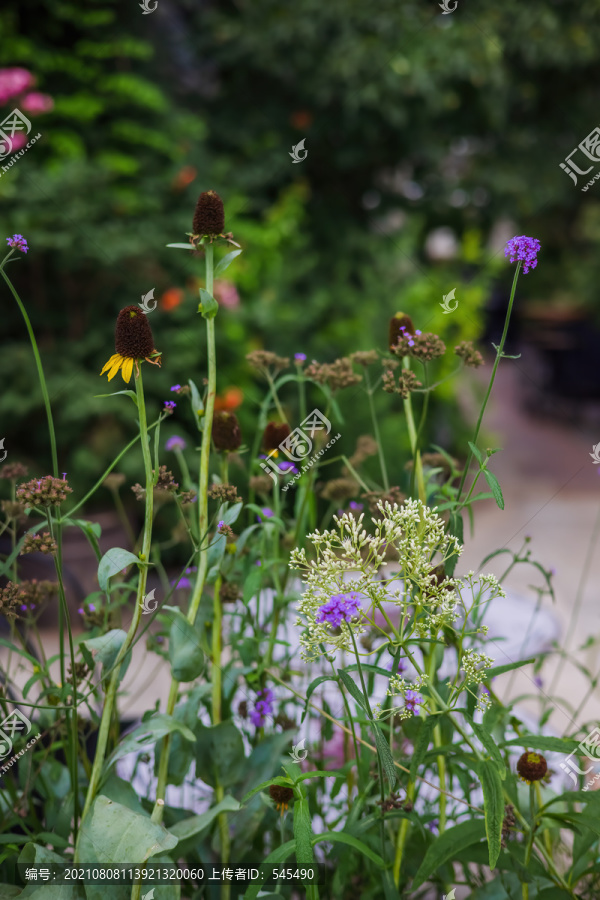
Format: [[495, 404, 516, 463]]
[[520, 306, 600, 400]]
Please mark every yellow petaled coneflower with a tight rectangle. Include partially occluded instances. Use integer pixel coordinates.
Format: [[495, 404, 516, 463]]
[[100, 306, 162, 383]]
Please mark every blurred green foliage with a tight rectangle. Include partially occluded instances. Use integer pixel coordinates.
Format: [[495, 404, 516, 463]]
[[1, 0, 600, 499]]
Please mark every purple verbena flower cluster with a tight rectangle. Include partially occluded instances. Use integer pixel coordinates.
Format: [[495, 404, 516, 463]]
[[316, 592, 362, 628], [166, 435, 186, 451], [250, 688, 274, 727], [6, 234, 28, 253], [404, 689, 423, 715], [504, 235, 541, 274]]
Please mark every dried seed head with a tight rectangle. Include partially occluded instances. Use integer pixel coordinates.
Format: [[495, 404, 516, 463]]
[[269, 784, 294, 811], [516, 751, 547, 783], [193, 190, 225, 236], [263, 422, 291, 452], [212, 412, 242, 451], [115, 306, 155, 360]]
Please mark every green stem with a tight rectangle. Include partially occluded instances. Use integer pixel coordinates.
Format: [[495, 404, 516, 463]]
[[1, 253, 58, 477], [152, 241, 217, 822], [365, 369, 389, 491], [76, 367, 154, 857], [402, 357, 426, 503], [455, 262, 521, 506]]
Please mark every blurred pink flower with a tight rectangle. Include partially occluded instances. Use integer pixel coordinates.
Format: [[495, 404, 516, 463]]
[[213, 279, 240, 310], [9, 133, 27, 151], [0, 68, 34, 105], [21, 92, 53, 114]]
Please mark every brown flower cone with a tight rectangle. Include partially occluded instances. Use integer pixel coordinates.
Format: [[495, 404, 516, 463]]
[[115, 306, 155, 359], [193, 190, 225, 236]]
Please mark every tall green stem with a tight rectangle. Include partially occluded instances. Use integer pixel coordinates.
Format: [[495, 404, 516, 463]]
[[1, 253, 58, 477], [76, 368, 154, 856], [364, 369, 389, 491], [152, 242, 217, 822], [455, 262, 521, 506]]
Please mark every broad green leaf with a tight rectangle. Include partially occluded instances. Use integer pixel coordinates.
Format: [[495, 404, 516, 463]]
[[82, 629, 131, 679], [477, 761, 504, 867], [313, 831, 385, 867], [372, 722, 397, 788], [301, 674, 338, 722], [162, 606, 204, 681], [337, 669, 368, 712], [77, 795, 177, 863], [471, 721, 507, 779], [97, 547, 140, 591], [412, 819, 486, 888], [218, 500, 243, 526], [485, 658, 536, 680], [214, 248, 243, 275], [483, 469, 505, 510], [169, 795, 240, 840], [242, 566, 263, 607], [17, 842, 77, 898], [293, 797, 315, 868], [195, 721, 246, 788], [105, 714, 195, 770], [62, 517, 102, 561], [198, 288, 218, 319]]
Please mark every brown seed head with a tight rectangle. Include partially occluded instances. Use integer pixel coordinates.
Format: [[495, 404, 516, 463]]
[[212, 412, 242, 451], [269, 784, 294, 812], [516, 751, 547, 783], [115, 306, 155, 360], [263, 422, 291, 452], [193, 190, 225, 236]]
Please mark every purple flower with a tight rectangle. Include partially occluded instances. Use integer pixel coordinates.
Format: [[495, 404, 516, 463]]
[[415, 330, 422, 336], [156, 635, 164, 644], [166, 435, 186, 451], [256, 560, 262, 566], [78, 607, 84, 615], [170, 385, 181, 392], [218, 519, 225, 529], [171, 576, 192, 589], [6, 234, 28, 253], [257, 507, 274, 521], [316, 592, 362, 628], [349, 501, 363, 511], [295, 353, 307, 362], [385, 656, 408, 676], [504, 235, 541, 274], [250, 688, 275, 727], [164, 401, 176, 412], [404, 689, 423, 715], [88, 604, 96, 612], [185, 566, 198, 574], [278, 461, 298, 474], [533, 676, 543, 689], [20, 604, 27, 612], [427, 819, 439, 835]]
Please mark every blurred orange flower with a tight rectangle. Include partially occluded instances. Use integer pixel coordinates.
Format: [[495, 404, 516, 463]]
[[160, 288, 184, 311], [172, 166, 197, 190], [290, 110, 312, 129], [214, 386, 244, 412]]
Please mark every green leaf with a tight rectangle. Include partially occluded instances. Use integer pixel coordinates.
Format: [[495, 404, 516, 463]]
[[97, 547, 140, 591], [195, 721, 246, 788], [206, 533, 227, 582], [218, 500, 243, 526], [188, 378, 205, 430], [301, 675, 338, 723], [312, 831, 385, 867], [17, 843, 77, 899], [293, 797, 315, 868], [337, 669, 368, 712], [82, 629, 131, 679], [62, 517, 102, 561], [483, 469, 505, 510], [214, 248, 243, 275], [485, 658, 536, 680], [470, 721, 507, 780], [409, 717, 436, 783], [446, 511, 463, 576], [240, 776, 294, 805], [77, 795, 177, 863], [163, 606, 204, 682], [242, 565, 263, 607], [372, 722, 398, 788], [94, 390, 138, 408], [468, 441, 485, 465], [477, 761, 504, 868], [166, 242, 194, 249], [198, 288, 219, 319], [242, 841, 296, 900], [501, 734, 581, 754], [169, 795, 240, 840], [105, 714, 195, 771], [412, 819, 486, 888]]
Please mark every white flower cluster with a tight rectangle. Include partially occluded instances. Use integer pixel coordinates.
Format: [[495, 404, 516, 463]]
[[461, 648, 494, 684]]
